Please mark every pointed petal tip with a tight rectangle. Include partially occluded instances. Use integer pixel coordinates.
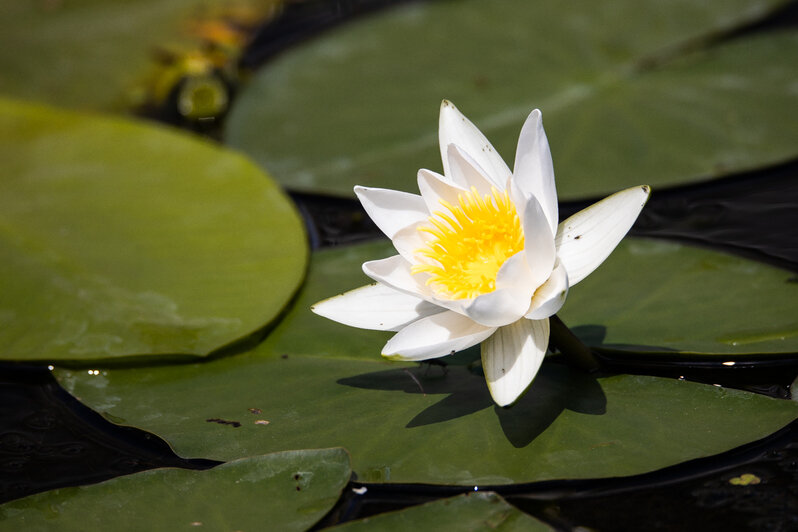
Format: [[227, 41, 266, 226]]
[[492, 391, 516, 408], [633, 184, 651, 207], [487, 379, 527, 407]]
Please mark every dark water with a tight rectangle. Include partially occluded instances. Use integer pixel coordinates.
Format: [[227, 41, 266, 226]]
[[0, 364, 218, 503], [2, 1, 798, 530]]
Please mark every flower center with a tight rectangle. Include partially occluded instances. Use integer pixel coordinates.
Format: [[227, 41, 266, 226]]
[[411, 187, 524, 300]]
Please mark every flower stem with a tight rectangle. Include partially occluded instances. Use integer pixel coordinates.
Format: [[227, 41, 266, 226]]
[[549, 315, 600, 373]]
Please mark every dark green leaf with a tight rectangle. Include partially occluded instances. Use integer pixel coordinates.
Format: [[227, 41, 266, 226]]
[[0, 449, 350, 531], [330, 492, 553, 531], [226, 0, 798, 199]]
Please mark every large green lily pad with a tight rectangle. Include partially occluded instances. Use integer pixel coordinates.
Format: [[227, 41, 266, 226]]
[[0, 0, 270, 110], [271, 237, 798, 358], [0, 449, 350, 531], [53, 334, 798, 485], [53, 241, 798, 485], [561, 239, 798, 355], [330, 492, 553, 531], [0, 98, 307, 363], [225, 0, 798, 199]]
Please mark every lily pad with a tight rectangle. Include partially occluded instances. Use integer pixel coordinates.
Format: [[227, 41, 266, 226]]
[[0, 98, 307, 363], [330, 492, 552, 531], [0, 449, 351, 531], [561, 239, 798, 355], [54, 337, 798, 485], [272, 237, 798, 358], [53, 242, 798, 484], [225, 0, 798, 199], [0, 0, 270, 110]]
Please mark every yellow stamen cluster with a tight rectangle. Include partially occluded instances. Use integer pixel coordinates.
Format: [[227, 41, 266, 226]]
[[412, 187, 524, 300]]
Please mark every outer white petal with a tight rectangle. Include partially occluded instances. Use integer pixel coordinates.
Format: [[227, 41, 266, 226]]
[[354, 185, 429, 239], [525, 261, 569, 320], [390, 220, 431, 264], [439, 100, 511, 187], [521, 195, 557, 289], [447, 144, 498, 195], [481, 318, 550, 406], [382, 310, 496, 361], [362, 255, 432, 300], [417, 168, 467, 215], [556, 185, 650, 285], [311, 284, 444, 331], [512, 109, 558, 235]]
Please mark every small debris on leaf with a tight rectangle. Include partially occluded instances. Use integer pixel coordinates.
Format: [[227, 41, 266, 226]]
[[205, 418, 241, 428]]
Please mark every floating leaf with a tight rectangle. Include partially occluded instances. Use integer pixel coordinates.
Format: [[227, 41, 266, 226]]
[[330, 492, 552, 531], [561, 239, 798, 355], [274, 238, 798, 358], [0, 98, 307, 363], [0, 449, 350, 531], [226, 0, 798, 199], [53, 241, 798, 484], [54, 341, 798, 485]]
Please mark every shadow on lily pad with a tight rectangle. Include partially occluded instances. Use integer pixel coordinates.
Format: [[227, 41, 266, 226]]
[[338, 361, 606, 448], [571, 324, 679, 354], [496, 363, 606, 448]]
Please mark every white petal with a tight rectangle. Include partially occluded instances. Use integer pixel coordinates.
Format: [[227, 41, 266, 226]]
[[439, 100, 511, 187], [522, 195, 557, 289], [494, 250, 536, 293], [417, 168, 467, 215], [362, 255, 431, 299], [512, 109, 558, 235], [390, 221, 430, 264], [525, 260, 569, 320], [447, 144, 499, 194], [382, 311, 496, 361], [311, 284, 444, 331], [354, 186, 428, 239], [556, 185, 651, 285], [481, 318, 550, 406]]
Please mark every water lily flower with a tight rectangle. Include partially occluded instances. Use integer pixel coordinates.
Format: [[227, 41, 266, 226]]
[[313, 101, 649, 406]]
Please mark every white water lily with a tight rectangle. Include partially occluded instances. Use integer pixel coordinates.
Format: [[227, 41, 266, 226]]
[[312, 100, 650, 406]]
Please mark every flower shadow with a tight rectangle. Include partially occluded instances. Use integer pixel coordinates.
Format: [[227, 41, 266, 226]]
[[337, 360, 606, 448], [337, 363, 493, 426], [570, 324, 679, 353], [496, 363, 606, 448]]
